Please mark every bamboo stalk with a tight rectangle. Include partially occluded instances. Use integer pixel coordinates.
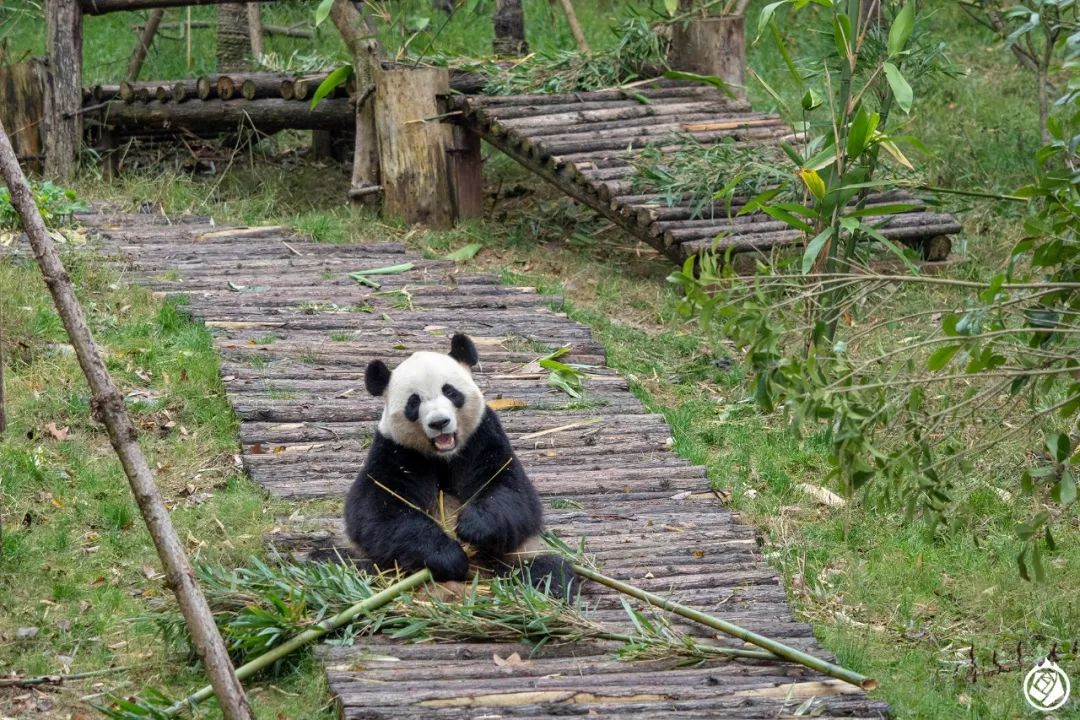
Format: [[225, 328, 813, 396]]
[[0, 119, 255, 720], [572, 564, 877, 690], [164, 568, 433, 716]]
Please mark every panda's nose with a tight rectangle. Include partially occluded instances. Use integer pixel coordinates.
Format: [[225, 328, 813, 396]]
[[428, 417, 450, 431]]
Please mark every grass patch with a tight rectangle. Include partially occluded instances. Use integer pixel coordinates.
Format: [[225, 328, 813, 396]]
[[0, 254, 331, 719]]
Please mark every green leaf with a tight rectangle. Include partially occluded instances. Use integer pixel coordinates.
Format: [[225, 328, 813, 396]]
[[442, 243, 483, 261], [310, 64, 352, 110], [1059, 471, 1077, 506], [927, 344, 960, 371], [664, 0, 679, 16], [756, 1, 790, 42], [314, 0, 334, 27], [1017, 548, 1030, 581], [1046, 432, 1070, 463], [833, 14, 853, 64], [883, 62, 913, 113], [888, 2, 915, 57], [350, 263, 416, 276], [760, 204, 815, 233], [846, 107, 879, 160], [801, 229, 832, 274]]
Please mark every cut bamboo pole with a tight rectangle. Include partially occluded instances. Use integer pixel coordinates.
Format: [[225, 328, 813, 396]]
[[572, 564, 877, 690], [557, 0, 589, 54], [0, 119, 254, 720], [164, 568, 433, 716]]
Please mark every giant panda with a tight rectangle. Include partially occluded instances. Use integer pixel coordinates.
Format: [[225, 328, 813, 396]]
[[344, 333, 577, 597]]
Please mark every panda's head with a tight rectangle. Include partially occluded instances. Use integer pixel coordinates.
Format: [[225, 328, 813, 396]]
[[365, 334, 484, 458]]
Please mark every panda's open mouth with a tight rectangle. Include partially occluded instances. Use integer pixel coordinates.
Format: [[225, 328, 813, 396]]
[[432, 433, 457, 453]]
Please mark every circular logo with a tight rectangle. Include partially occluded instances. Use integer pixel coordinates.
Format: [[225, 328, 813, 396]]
[[1024, 659, 1071, 712]]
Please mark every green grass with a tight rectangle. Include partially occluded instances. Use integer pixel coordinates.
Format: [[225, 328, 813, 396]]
[[0, 255, 332, 719]]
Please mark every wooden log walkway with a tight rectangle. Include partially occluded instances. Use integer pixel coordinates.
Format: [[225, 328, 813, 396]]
[[37, 209, 887, 718], [450, 83, 961, 263]]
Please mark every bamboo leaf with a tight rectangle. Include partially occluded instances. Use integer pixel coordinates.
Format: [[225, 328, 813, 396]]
[[888, 2, 916, 57], [799, 168, 826, 201], [311, 64, 353, 110], [844, 202, 920, 217], [662, 70, 734, 98], [801, 229, 832, 274], [314, 0, 334, 27], [350, 263, 416, 276], [664, 0, 679, 16], [883, 62, 913, 113], [442, 243, 483, 261]]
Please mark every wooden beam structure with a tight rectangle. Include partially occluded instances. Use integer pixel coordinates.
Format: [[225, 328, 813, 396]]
[[81, 0, 276, 15]]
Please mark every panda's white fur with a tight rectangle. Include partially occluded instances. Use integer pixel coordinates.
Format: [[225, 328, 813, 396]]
[[377, 351, 484, 457]]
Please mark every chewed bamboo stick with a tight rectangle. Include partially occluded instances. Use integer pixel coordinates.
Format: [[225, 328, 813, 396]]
[[572, 563, 878, 690]]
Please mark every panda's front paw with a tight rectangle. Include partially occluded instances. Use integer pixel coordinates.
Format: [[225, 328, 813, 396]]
[[426, 541, 470, 582], [455, 507, 504, 551]]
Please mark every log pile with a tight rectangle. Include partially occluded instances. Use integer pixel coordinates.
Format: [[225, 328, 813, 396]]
[[82, 65, 489, 141], [450, 82, 963, 262]]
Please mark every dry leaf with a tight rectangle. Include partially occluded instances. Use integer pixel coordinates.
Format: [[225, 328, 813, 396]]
[[492, 652, 530, 668], [141, 565, 156, 579], [46, 422, 69, 440], [488, 398, 527, 411], [796, 483, 846, 508]]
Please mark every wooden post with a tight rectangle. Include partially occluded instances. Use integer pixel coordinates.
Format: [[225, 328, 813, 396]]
[[449, 124, 484, 220], [246, 3, 264, 58], [126, 8, 164, 81], [668, 16, 746, 100], [45, 0, 83, 179], [373, 66, 454, 228], [493, 0, 527, 56], [0, 61, 48, 173], [0, 118, 255, 720]]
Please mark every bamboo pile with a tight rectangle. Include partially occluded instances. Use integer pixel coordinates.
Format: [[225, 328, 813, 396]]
[[450, 82, 962, 262]]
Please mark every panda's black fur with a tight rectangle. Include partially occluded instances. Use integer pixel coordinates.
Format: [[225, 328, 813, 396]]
[[344, 334, 576, 597]]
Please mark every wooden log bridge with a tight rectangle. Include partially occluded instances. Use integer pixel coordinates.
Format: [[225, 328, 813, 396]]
[[449, 84, 962, 263], [22, 208, 890, 719]]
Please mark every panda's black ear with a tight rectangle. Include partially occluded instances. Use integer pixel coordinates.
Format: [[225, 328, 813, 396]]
[[449, 333, 478, 367], [365, 360, 391, 396]]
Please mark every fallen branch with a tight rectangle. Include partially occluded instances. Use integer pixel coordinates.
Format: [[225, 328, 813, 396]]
[[0, 666, 131, 688], [572, 563, 877, 690], [164, 568, 432, 716], [0, 119, 254, 720]]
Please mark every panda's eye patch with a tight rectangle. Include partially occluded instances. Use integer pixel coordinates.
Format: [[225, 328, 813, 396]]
[[404, 394, 421, 422], [442, 384, 465, 408]]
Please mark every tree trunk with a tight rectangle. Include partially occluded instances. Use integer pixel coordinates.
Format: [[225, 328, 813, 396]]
[[216, 3, 251, 72], [668, 16, 746, 100], [373, 66, 454, 228], [0, 119, 254, 720], [330, 0, 381, 199], [127, 8, 164, 82], [45, 0, 83, 179], [0, 61, 47, 172], [493, 0, 527, 56]]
